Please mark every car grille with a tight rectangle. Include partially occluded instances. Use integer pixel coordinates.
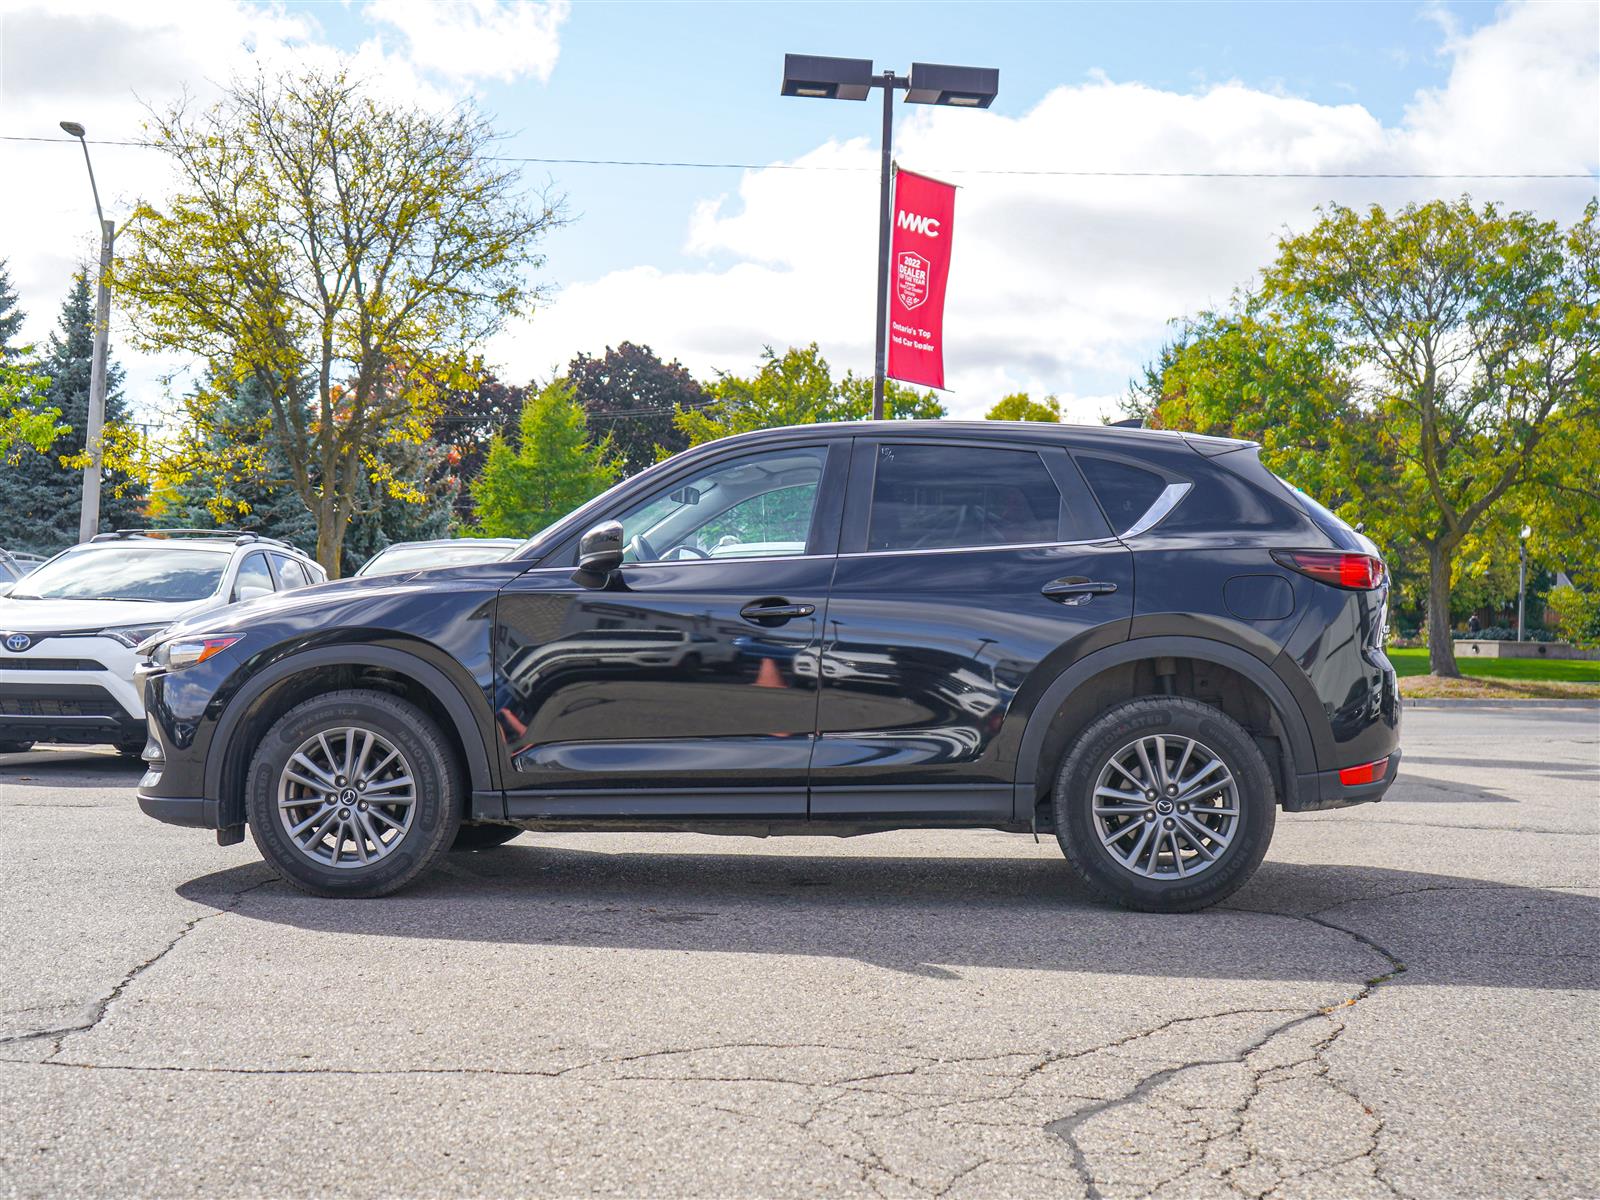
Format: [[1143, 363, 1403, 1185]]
[[0, 684, 122, 718], [0, 658, 100, 671]]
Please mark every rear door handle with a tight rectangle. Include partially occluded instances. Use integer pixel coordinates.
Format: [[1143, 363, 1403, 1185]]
[[1041, 579, 1118, 606], [740, 599, 816, 624]]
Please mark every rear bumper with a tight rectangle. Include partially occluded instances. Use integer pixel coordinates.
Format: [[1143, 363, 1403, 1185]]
[[1287, 748, 1402, 812]]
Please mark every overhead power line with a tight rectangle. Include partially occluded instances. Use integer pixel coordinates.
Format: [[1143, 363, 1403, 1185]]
[[2, 134, 1592, 180]]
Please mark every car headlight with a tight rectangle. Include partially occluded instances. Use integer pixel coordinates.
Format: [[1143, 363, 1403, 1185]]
[[151, 635, 241, 671], [99, 624, 170, 649]]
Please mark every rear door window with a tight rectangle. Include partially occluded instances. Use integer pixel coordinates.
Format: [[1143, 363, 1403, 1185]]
[[866, 444, 1065, 552], [1076, 456, 1168, 533]]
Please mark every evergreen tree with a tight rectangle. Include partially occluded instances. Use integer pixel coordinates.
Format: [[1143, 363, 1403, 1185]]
[[0, 272, 144, 554], [472, 379, 621, 538], [160, 375, 317, 552], [0, 259, 24, 355]]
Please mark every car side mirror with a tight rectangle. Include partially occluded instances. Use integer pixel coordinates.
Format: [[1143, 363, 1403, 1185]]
[[235, 584, 274, 603], [576, 521, 625, 582]]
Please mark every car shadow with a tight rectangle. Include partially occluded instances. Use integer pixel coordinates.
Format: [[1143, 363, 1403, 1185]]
[[0, 749, 144, 790], [1381, 773, 1519, 804], [179, 847, 1598, 990]]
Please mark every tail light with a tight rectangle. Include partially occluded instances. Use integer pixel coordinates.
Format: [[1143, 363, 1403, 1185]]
[[1272, 550, 1385, 590], [1339, 757, 1389, 786]]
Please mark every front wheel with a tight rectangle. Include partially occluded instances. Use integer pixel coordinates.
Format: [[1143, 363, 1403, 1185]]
[[1053, 697, 1276, 912], [245, 690, 462, 897]]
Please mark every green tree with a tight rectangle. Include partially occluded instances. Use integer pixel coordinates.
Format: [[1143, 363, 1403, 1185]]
[[986, 392, 1062, 422], [0, 259, 25, 355], [434, 371, 527, 524], [158, 374, 318, 551], [0, 273, 144, 554], [472, 379, 621, 538], [567, 342, 700, 476], [0, 353, 64, 464], [676, 344, 945, 446], [113, 67, 565, 575], [1135, 199, 1599, 676]]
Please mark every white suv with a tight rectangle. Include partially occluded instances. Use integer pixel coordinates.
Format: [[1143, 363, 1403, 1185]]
[[0, 531, 326, 756]]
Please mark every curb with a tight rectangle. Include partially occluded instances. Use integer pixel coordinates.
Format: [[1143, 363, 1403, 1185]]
[[1403, 698, 1600, 708]]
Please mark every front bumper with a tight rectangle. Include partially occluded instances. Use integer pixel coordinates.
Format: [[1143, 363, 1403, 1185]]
[[0, 636, 145, 746], [137, 792, 218, 828]]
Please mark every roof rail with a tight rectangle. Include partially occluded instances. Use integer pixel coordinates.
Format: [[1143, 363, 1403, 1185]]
[[87, 528, 295, 550]]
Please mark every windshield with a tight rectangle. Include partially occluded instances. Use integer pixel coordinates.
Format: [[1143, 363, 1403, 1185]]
[[11, 547, 230, 602], [358, 543, 514, 576]]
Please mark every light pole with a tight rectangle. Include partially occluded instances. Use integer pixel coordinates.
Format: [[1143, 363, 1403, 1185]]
[[1518, 525, 1531, 643], [59, 120, 115, 544], [781, 55, 998, 419]]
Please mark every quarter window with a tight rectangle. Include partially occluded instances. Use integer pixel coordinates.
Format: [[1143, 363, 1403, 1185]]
[[1076, 456, 1168, 534], [867, 444, 1064, 552]]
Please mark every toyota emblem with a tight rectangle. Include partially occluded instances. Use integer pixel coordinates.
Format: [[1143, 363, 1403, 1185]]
[[3, 633, 30, 653]]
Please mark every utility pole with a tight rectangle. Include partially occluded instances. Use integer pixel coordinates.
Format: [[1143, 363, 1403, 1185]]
[[60, 121, 114, 543], [1517, 525, 1531, 643], [871, 70, 899, 421]]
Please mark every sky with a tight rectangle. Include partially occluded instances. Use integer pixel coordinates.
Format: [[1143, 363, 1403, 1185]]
[[0, 0, 1596, 423]]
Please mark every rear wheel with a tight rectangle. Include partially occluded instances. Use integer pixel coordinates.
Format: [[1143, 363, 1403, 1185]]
[[245, 689, 462, 897], [451, 824, 522, 851], [1053, 697, 1275, 912]]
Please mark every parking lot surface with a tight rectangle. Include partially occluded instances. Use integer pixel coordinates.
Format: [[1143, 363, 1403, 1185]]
[[1, 704, 1596, 1199]]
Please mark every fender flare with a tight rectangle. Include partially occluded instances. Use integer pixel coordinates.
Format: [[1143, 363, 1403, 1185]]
[[203, 644, 497, 805], [1013, 635, 1316, 792]]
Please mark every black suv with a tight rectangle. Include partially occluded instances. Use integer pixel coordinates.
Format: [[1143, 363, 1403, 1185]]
[[136, 422, 1399, 911]]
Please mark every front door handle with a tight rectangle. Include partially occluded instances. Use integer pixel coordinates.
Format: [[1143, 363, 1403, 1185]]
[[1041, 578, 1118, 606], [740, 599, 816, 625]]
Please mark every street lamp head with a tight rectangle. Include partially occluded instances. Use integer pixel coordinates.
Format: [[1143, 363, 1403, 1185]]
[[59, 120, 87, 139], [780, 54, 874, 102], [1521, 525, 1532, 540], [904, 62, 1000, 108]]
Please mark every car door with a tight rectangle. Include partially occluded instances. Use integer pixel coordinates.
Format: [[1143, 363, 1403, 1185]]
[[494, 440, 847, 820], [810, 437, 1134, 823]]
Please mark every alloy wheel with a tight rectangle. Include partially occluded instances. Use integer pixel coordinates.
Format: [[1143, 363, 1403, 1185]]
[[276, 726, 416, 869], [1091, 734, 1240, 880]]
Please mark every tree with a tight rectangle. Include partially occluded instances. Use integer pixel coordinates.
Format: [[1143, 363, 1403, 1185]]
[[676, 344, 945, 446], [567, 342, 700, 476], [986, 392, 1062, 422], [0, 273, 144, 554], [0, 259, 25, 355], [339, 437, 460, 575], [1134, 199, 1599, 676], [158, 374, 318, 551], [472, 379, 621, 538], [434, 371, 527, 523], [113, 67, 565, 575], [0, 353, 64, 464]]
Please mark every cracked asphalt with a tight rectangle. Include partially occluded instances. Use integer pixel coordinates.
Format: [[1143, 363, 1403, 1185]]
[[1, 704, 1596, 1199]]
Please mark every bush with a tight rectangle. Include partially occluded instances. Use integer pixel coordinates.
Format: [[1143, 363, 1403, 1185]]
[[1547, 586, 1600, 650], [1466, 626, 1559, 642]]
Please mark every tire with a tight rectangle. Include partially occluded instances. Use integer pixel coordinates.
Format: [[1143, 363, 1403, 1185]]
[[451, 823, 522, 851], [115, 740, 145, 761], [0, 740, 35, 754], [1053, 696, 1276, 913], [245, 689, 462, 898]]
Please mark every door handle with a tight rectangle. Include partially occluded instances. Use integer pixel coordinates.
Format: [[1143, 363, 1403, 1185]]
[[740, 599, 816, 625], [1041, 579, 1118, 606]]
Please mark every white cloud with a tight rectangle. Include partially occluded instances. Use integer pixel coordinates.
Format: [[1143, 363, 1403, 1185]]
[[506, 0, 1599, 420], [0, 0, 503, 412], [364, 0, 568, 85]]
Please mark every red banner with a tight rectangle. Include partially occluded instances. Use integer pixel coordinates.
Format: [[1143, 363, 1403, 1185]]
[[885, 168, 956, 390]]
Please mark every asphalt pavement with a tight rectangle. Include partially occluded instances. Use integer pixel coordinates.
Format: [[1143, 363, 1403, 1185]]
[[1, 704, 1596, 1199]]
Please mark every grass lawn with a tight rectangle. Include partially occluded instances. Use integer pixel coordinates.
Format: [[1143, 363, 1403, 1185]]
[[1386, 646, 1600, 684]]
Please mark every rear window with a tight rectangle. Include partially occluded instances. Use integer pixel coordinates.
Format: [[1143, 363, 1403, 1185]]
[[868, 444, 1063, 552], [1076, 456, 1167, 533]]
